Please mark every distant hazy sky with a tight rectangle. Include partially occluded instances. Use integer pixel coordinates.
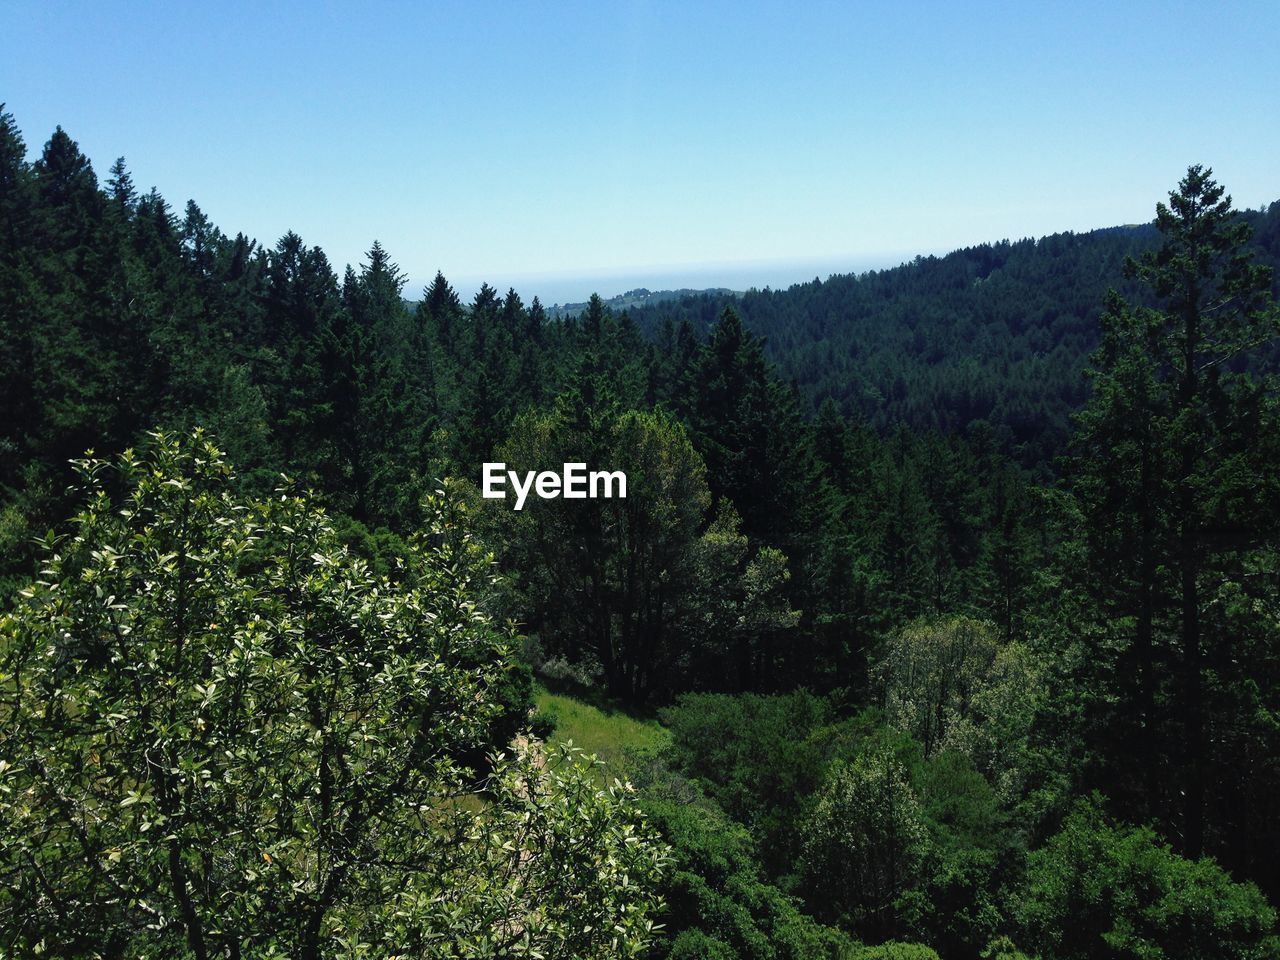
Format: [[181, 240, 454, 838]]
[[3, 0, 1278, 303]]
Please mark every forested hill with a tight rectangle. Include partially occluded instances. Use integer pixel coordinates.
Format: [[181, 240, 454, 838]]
[[625, 213, 1280, 463], [545, 286, 738, 319], [6, 109, 1280, 958]]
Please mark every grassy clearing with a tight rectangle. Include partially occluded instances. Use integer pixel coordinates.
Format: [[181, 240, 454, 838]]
[[534, 684, 670, 781]]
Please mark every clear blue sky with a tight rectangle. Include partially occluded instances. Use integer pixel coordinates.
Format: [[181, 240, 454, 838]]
[[3, 0, 1278, 303]]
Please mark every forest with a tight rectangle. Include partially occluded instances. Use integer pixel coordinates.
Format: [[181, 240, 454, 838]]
[[2, 105, 1280, 959]]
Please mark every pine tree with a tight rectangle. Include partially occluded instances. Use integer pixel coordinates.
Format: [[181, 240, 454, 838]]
[[0, 107, 36, 482], [105, 157, 136, 212], [1073, 166, 1280, 858]]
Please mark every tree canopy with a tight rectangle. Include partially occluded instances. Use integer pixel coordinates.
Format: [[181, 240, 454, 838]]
[[2, 104, 1280, 957], [0, 432, 668, 959]]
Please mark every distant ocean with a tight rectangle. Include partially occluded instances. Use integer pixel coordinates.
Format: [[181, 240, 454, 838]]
[[439, 253, 924, 308]]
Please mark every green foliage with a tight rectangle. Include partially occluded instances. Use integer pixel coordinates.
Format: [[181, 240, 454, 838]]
[[1014, 800, 1279, 960], [979, 936, 1033, 960], [665, 929, 739, 960], [423, 741, 671, 959], [660, 691, 832, 875], [534, 687, 670, 782], [798, 748, 931, 942], [491, 405, 797, 702], [880, 616, 1001, 758], [851, 943, 940, 960], [527, 706, 558, 741], [881, 616, 1042, 802], [643, 798, 856, 960], [914, 750, 1012, 957], [1069, 165, 1280, 869], [2, 107, 1280, 953], [0, 432, 668, 958], [628, 213, 1280, 466]]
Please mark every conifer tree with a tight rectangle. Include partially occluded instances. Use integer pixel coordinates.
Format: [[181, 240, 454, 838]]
[[105, 157, 136, 212], [0, 107, 36, 489], [1073, 166, 1280, 858]]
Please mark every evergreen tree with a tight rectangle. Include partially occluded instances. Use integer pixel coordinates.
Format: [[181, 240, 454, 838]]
[[105, 156, 136, 212], [1072, 166, 1280, 860], [0, 107, 37, 490]]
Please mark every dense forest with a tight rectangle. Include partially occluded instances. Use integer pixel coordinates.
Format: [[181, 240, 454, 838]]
[[2, 106, 1280, 958], [626, 210, 1280, 467]]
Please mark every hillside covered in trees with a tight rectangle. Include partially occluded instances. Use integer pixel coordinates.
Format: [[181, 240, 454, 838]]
[[626, 212, 1280, 466], [2, 107, 1280, 959]]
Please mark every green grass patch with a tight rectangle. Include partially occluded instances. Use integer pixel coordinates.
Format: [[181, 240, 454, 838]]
[[534, 684, 670, 781]]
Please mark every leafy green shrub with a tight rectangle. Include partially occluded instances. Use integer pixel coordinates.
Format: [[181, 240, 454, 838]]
[[0, 432, 669, 958], [980, 935, 1033, 959], [914, 749, 1013, 955], [529, 705, 559, 740], [645, 797, 856, 960], [660, 690, 832, 873], [799, 748, 931, 942], [1014, 798, 1279, 960], [880, 616, 1042, 804], [852, 942, 941, 960], [666, 929, 739, 960]]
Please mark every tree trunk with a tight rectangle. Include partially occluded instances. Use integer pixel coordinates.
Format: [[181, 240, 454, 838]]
[[1181, 510, 1204, 858], [1179, 286, 1205, 859]]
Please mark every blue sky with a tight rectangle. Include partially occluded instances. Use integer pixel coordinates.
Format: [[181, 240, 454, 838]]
[[3, 0, 1278, 303]]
